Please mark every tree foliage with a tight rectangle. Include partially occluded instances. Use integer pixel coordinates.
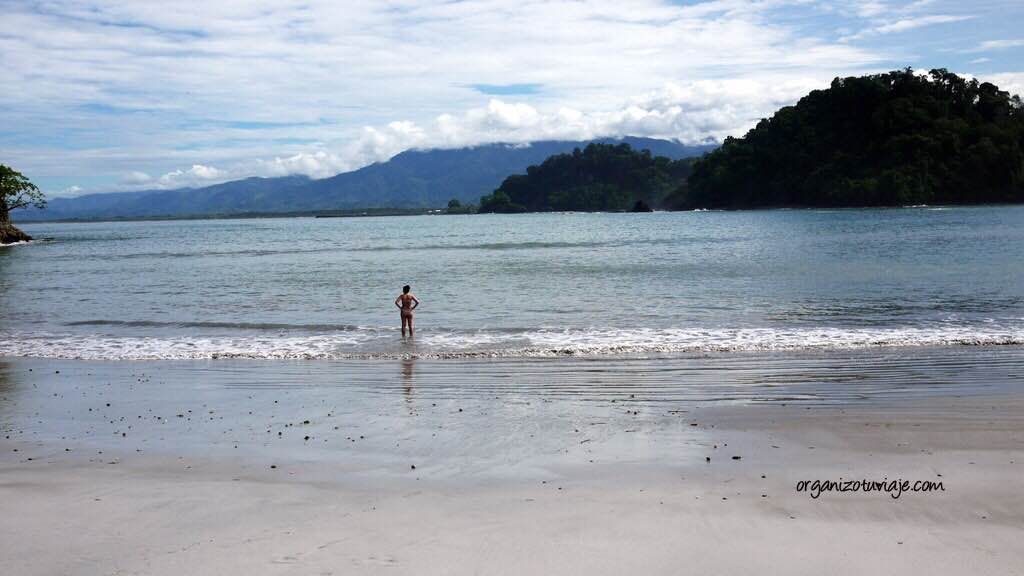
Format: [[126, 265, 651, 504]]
[[1, 164, 46, 220], [478, 143, 693, 213], [676, 68, 1024, 209], [445, 197, 476, 214]]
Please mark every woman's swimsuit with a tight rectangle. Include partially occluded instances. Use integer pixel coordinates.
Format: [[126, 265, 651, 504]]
[[400, 296, 414, 318]]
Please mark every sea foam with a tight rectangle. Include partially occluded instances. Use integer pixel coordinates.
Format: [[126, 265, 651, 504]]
[[1, 325, 1021, 360]]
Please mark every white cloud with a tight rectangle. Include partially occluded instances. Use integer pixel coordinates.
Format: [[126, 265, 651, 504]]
[[877, 14, 973, 33], [854, 1, 890, 18], [984, 73, 1024, 99], [121, 171, 152, 185], [255, 151, 344, 179], [963, 39, 1024, 53], [154, 164, 227, 188], [840, 1, 976, 42], [843, 14, 973, 41]]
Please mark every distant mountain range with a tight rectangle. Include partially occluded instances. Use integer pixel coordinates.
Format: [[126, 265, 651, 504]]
[[16, 137, 715, 221]]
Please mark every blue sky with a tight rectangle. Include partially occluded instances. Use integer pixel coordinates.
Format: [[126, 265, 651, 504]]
[[2, 0, 1023, 196]]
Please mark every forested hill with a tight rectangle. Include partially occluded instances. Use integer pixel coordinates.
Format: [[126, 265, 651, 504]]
[[673, 69, 1024, 209], [479, 143, 694, 212]]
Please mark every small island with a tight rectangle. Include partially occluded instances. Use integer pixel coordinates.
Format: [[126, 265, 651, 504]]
[[477, 143, 693, 213]]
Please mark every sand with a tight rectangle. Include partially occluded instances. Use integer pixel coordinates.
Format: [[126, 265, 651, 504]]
[[1, 354, 1023, 575]]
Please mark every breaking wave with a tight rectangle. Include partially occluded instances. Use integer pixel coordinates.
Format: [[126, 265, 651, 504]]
[[1, 325, 1022, 360]]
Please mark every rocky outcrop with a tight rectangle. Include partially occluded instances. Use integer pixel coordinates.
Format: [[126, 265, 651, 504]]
[[630, 199, 654, 212], [0, 221, 32, 244]]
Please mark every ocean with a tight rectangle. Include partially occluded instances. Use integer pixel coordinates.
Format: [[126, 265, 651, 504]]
[[3, 206, 1023, 360]]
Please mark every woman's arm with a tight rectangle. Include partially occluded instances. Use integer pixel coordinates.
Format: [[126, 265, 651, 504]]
[[412, 295, 420, 310], [395, 296, 402, 309]]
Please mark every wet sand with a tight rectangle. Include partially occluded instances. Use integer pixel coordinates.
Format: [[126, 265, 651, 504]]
[[2, 350, 1023, 575]]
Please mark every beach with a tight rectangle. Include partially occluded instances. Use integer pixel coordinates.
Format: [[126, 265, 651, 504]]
[[3, 210, 1023, 573], [2, 349, 1023, 575]]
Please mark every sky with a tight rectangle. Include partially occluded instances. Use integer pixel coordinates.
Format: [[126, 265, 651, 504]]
[[3, 0, 1024, 197]]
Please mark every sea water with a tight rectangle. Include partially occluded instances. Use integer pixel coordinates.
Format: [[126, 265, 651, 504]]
[[3, 206, 1023, 360]]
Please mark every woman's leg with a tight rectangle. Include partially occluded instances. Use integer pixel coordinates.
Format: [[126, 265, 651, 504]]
[[408, 313, 414, 336], [401, 314, 408, 337]]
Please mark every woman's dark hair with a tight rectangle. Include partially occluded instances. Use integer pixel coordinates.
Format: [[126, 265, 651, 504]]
[[403, 285, 411, 294]]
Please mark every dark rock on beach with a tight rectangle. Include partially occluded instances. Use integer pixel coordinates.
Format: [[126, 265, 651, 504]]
[[0, 221, 32, 244]]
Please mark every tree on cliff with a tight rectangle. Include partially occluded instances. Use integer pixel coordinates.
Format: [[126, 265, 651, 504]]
[[1, 165, 46, 243]]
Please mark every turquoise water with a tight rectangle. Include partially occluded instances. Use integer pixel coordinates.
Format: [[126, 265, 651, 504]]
[[2, 207, 1023, 359]]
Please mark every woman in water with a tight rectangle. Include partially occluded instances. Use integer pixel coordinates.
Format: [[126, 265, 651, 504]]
[[394, 285, 420, 337]]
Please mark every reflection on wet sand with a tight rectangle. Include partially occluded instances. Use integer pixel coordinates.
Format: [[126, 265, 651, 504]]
[[401, 357, 415, 407]]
